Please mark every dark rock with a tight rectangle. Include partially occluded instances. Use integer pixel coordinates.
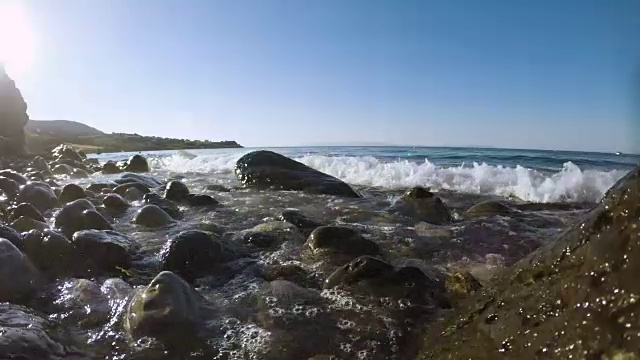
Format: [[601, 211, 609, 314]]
[[390, 189, 452, 224], [444, 271, 482, 304], [123, 154, 150, 173], [29, 156, 51, 173], [324, 256, 393, 289], [418, 166, 640, 359], [465, 200, 516, 218], [277, 209, 324, 235], [113, 182, 150, 196], [132, 204, 174, 228], [124, 271, 203, 340], [50, 278, 111, 328], [58, 183, 87, 205], [102, 193, 130, 212], [0, 239, 40, 302], [22, 230, 72, 276], [51, 144, 83, 162], [11, 216, 49, 232], [185, 193, 218, 206], [102, 161, 122, 174], [51, 164, 74, 176], [10, 203, 45, 223], [81, 209, 113, 231], [0, 68, 28, 155], [235, 150, 360, 197], [165, 180, 190, 201], [0, 176, 19, 199], [25, 170, 46, 181], [204, 184, 231, 192], [53, 198, 95, 238], [71, 230, 138, 273], [0, 224, 23, 250], [0, 303, 84, 359], [261, 264, 314, 288], [86, 182, 116, 193], [0, 170, 27, 185], [124, 187, 144, 201], [55, 158, 90, 171], [306, 226, 380, 257], [159, 230, 224, 282], [143, 193, 180, 217], [244, 232, 278, 248]]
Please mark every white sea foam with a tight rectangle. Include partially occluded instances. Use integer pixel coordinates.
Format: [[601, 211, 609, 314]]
[[151, 152, 627, 203]]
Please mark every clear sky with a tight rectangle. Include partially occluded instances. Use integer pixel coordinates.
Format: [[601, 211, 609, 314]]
[[6, 0, 640, 153]]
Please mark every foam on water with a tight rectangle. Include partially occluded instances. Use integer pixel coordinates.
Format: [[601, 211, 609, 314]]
[[150, 151, 628, 203]]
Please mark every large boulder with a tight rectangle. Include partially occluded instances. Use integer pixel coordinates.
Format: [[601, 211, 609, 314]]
[[10, 203, 45, 223], [0, 239, 40, 302], [124, 271, 203, 340], [58, 183, 87, 205], [122, 154, 150, 173], [0, 170, 28, 185], [418, 166, 640, 359], [164, 180, 190, 201], [71, 230, 138, 274], [22, 230, 72, 276], [51, 144, 83, 162], [0, 67, 28, 155], [389, 186, 452, 224], [0, 224, 24, 250], [0, 176, 20, 199], [53, 198, 111, 238], [132, 204, 174, 228], [234, 150, 359, 197], [306, 226, 380, 258]]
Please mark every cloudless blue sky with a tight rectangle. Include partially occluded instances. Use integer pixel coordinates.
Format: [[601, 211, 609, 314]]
[[15, 0, 640, 152]]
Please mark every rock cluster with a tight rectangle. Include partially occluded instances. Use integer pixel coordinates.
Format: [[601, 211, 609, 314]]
[[0, 66, 29, 155]]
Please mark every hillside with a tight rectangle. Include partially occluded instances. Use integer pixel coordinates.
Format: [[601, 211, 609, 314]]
[[25, 120, 242, 154], [26, 120, 104, 137]]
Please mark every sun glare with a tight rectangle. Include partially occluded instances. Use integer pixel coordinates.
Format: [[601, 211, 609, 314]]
[[0, 1, 36, 78]]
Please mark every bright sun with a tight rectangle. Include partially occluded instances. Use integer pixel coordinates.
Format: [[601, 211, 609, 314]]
[[0, 1, 36, 78]]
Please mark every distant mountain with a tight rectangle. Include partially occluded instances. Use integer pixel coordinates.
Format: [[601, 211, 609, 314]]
[[26, 120, 104, 137]]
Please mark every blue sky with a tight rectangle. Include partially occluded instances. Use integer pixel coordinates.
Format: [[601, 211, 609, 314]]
[[13, 0, 640, 153]]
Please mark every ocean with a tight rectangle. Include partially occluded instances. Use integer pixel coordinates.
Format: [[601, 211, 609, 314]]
[[93, 146, 639, 203], [64, 146, 639, 359]]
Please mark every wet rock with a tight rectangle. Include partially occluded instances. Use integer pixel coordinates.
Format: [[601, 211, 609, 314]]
[[418, 166, 640, 359], [124, 187, 144, 201], [235, 150, 360, 197], [58, 183, 87, 205], [52, 144, 83, 162], [53, 198, 96, 238], [101, 277, 134, 301], [0, 224, 24, 250], [11, 216, 49, 232], [164, 180, 190, 201], [159, 230, 224, 283], [119, 173, 163, 188], [465, 200, 516, 218], [123, 154, 150, 173], [102, 161, 122, 174], [143, 193, 180, 217], [0, 68, 28, 154], [22, 230, 72, 276], [81, 209, 113, 231], [277, 209, 324, 235], [86, 182, 116, 193], [0, 176, 20, 199], [124, 271, 203, 339], [103, 193, 130, 212], [306, 226, 380, 257], [29, 156, 51, 173], [133, 204, 174, 228], [0, 169, 27, 185], [248, 221, 305, 244], [204, 184, 231, 192], [262, 264, 315, 288], [71, 230, 138, 274], [244, 232, 278, 248], [185, 193, 218, 206], [17, 182, 58, 212], [113, 181, 151, 197], [51, 164, 74, 176], [10, 203, 45, 223], [55, 158, 90, 172], [445, 271, 482, 304], [0, 303, 82, 359], [51, 278, 111, 327], [390, 187, 452, 224], [261, 279, 322, 308], [324, 255, 393, 289], [25, 170, 46, 181], [0, 239, 40, 302]]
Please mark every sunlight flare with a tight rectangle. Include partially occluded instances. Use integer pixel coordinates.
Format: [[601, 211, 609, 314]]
[[0, 0, 36, 77]]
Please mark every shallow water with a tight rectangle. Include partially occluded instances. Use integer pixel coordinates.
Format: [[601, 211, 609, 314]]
[[40, 146, 636, 358]]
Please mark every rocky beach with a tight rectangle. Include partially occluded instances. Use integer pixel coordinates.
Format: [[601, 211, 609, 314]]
[[1, 68, 640, 359]]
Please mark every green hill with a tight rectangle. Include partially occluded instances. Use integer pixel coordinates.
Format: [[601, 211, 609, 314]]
[[25, 120, 242, 154]]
